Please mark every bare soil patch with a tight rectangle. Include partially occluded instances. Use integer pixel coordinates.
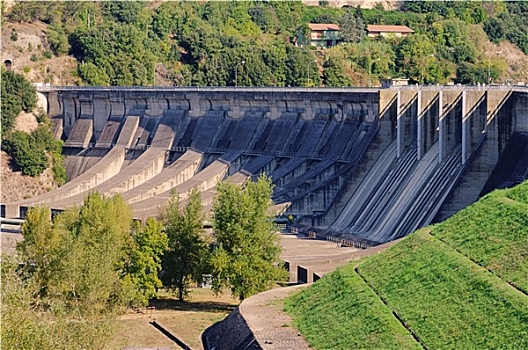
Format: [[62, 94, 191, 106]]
[[1, 151, 57, 203], [110, 289, 240, 350]]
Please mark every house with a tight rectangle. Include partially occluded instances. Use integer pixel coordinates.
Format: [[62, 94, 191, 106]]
[[297, 23, 341, 48], [367, 25, 414, 38]]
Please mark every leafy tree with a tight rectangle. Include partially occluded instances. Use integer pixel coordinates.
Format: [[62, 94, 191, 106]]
[[123, 218, 168, 305], [46, 193, 136, 312], [17, 206, 59, 297], [102, 0, 144, 24], [1, 69, 37, 135], [338, 10, 365, 43], [323, 57, 352, 87], [78, 62, 110, 86], [455, 62, 487, 84], [396, 34, 438, 83], [3, 131, 49, 176], [484, 17, 505, 44], [162, 189, 208, 301], [46, 23, 70, 56], [210, 175, 287, 301], [248, 5, 278, 34]]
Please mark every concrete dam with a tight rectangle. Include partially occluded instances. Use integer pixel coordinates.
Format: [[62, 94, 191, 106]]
[[3, 86, 528, 246]]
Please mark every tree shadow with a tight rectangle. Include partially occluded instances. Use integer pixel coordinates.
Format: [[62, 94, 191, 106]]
[[149, 296, 238, 313]]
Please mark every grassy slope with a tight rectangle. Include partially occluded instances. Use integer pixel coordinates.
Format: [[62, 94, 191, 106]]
[[285, 182, 528, 350], [431, 186, 528, 293], [359, 230, 527, 350], [284, 265, 421, 350]]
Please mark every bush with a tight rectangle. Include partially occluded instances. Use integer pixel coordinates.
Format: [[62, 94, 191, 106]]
[[36, 109, 49, 124], [30, 54, 38, 62], [52, 152, 67, 185], [2, 118, 65, 179], [23, 66, 31, 74], [3, 131, 49, 176], [1, 69, 37, 135]]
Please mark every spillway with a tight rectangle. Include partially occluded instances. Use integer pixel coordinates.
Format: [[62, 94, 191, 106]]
[[3, 86, 527, 246]]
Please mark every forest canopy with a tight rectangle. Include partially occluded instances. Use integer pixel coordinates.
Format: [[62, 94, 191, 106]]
[[4, 1, 527, 86]]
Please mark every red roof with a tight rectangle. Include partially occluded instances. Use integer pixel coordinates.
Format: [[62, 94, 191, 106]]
[[308, 23, 340, 31], [367, 25, 414, 33]]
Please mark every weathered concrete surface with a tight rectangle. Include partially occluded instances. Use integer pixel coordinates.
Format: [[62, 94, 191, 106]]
[[6, 86, 527, 245], [4, 146, 127, 218], [121, 150, 203, 204]]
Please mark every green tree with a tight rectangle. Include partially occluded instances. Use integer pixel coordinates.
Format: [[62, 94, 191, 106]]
[[1, 69, 37, 135], [17, 206, 59, 297], [323, 57, 352, 86], [46, 24, 70, 56], [3, 131, 49, 176], [47, 193, 135, 313], [123, 218, 168, 305], [162, 189, 208, 301], [210, 175, 287, 301], [338, 10, 365, 43]]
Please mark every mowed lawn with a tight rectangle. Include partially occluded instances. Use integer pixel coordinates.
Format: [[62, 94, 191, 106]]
[[285, 182, 528, 350], [109, 288, 239, 350]]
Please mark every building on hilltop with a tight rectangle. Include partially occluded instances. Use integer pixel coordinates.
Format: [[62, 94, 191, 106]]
[[297, 23, 341, 48], [367, 25, 414, 38]]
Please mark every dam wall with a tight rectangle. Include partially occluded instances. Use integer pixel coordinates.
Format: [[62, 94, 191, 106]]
[[5, 86, 527, 245]]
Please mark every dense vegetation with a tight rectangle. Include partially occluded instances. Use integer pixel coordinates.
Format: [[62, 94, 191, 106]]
[[1, 69, 36, 134], [1, 69, 67, 184], [4, 1, 527, 86], [1, 176, 284, 348], [1, 194, 167, 349], [285, 181, 528, 350]]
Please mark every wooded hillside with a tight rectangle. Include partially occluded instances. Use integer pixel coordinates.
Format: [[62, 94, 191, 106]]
[[2, 1, 527, 86]]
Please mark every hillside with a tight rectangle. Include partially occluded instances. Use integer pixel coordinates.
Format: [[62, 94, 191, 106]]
[[285, 181, 528, 349], [1, 1, 527, 87]]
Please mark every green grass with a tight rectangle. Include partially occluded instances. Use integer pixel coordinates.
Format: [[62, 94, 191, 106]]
[[359, 230, 528, 350], [284, 264, 421, 350], [432, 185, 528, 293], [285, 181, 528, 350]]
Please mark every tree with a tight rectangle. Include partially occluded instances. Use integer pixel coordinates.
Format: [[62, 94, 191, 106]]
[[17, 206, 59, 297], [44, 193, 137, 313], [162, 189, 209, 301], [338, 10, 365, 43], [3, 195, 142, 348], [2, 131, 49, 176], [210, 175, 287, 301], [323, 57, 352, 86], [1, 69, 37, 135], [123, 218, 168, 305]]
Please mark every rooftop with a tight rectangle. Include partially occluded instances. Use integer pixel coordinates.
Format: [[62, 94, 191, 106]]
[[367, 25, 414, 33], [308, 23, 340, 31]]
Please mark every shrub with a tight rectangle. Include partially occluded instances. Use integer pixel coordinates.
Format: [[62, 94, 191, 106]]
[[23, 66, 31, 73], [3, 131, 49, 176], [30, 54, 38, 62], [1, 69, 37, 134]]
